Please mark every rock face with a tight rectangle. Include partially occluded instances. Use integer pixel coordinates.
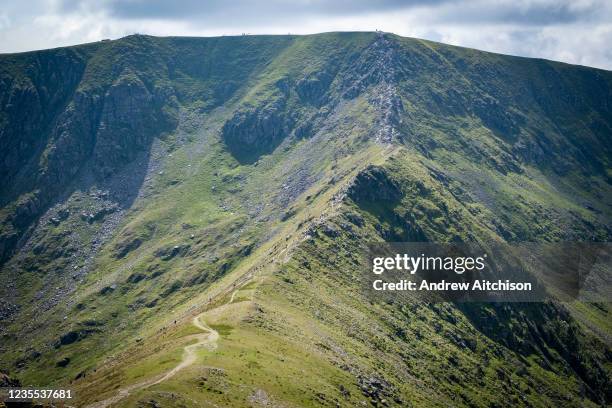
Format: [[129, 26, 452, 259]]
[[0, 71, 165, 261], [221, 34, 409, 163], [348, 166, 402, 204], [0, 48, 87, 199], [0, 38, 183, 263], [93, 73, 177, 176], [295, 70, 333, 103], [222, 92, 293, 164]]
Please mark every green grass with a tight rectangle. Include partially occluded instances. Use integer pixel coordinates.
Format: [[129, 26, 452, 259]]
[[1, 31, 610, 407], [208, 324, 233, 336]]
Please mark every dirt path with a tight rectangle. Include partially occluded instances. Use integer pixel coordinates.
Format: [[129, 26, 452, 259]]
[[86, 314, 219, 408], [150, 315, 219, 385], [229, 289, 238, 304]]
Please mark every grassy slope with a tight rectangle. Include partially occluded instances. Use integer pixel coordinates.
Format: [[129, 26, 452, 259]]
[[0, 32, 610, 407]]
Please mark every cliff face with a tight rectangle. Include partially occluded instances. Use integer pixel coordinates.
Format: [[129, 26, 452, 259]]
[[0, 33, 610, 407], [0, 40, 179, 262], [0, 35, 294, 262]]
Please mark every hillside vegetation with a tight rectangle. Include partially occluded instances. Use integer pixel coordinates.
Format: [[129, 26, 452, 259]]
[[0, 32, 610, 407]]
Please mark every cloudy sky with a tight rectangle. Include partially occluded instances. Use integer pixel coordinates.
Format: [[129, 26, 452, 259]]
[[1, 0, 610, 70]]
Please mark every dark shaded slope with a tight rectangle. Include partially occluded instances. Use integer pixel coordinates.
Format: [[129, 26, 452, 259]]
[[430, 39, 612, 177], [0, 34, 297, 263], [0, 45, 93, 203], [266, 155, 610, 406]]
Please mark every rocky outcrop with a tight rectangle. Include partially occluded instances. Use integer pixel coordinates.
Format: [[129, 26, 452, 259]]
[[0, 48, 88, 202], [0, 370, 21, 387], [154, 244, 190, 260], [93, 73, 177, 176], [471, 93, 522, 138], [55, 328, 100, 348], [222, 33, 409, 162], [39, 90, 102, 188], [348, 166, 402, 204], [0, 51, 178, 264], [222, 92, 294, 164], [295, 70, 334, 104], [114, 237, 143, 259]]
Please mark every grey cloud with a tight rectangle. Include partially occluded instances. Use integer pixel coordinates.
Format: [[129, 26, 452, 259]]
[[431, 1, 606, 26], [57, 0, 608, 27], [60, 0, 448, 20]]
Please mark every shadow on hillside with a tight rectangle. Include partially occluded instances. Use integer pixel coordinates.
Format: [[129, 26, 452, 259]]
[[458, 301, 610, 405]]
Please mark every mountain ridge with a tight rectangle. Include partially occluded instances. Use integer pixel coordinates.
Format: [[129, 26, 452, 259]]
[[5, 31, 612, 73], [0, 31, 610, 407]]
